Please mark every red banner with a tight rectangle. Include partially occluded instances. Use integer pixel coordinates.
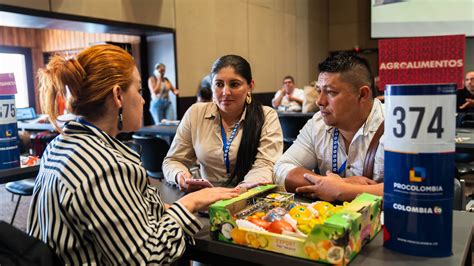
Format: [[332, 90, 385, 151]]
[[0, 73, 17, 95], [378, 35, 465, 90]]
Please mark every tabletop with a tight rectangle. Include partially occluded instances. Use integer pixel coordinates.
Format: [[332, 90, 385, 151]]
[[156, 182, 473, 266], [17, 122, 54, 131], [0, 164, 39, 185], [456, 128, 474, 153], [136, 123, 179, 136]]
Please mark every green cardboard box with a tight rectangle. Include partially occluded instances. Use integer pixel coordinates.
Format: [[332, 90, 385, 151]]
[[209, 185, 382, 265]]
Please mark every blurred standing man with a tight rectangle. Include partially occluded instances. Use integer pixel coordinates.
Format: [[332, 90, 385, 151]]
[[274, 52, 384, 202], [272, 75, 304, 112], [457, 71, 474, 113]]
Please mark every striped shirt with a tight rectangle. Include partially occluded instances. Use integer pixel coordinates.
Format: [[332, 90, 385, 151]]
[[27, 121, 202, 265]]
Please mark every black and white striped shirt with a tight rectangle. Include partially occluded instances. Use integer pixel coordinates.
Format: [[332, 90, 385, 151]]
[[27, 121, 202, 265]]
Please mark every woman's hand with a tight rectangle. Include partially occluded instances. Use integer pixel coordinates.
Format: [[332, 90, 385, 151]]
[[176, 171, 193, 192], [235, 180, 270, 192], [173, 88, 179, 95], [178, 187, 240, 213], [176, 172, 212, 192]]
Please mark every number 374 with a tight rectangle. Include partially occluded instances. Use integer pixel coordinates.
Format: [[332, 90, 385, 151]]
[[393, 106, 443, 139]]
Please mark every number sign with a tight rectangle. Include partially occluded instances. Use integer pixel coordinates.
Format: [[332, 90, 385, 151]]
[[0, 98, 16, 125], [385, 84, 456, 153]]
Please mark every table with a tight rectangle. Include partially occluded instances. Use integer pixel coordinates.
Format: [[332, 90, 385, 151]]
[[17, 122, 54, 131], [456, 128, 474, 153], [135, 123, 179, 143], [0, 165, 39, 184], [156, 182, 473, 266]]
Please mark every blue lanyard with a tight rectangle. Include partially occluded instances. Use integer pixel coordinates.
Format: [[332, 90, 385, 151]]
[[221, 121, 240, 177], [332, 128, 347, 176]]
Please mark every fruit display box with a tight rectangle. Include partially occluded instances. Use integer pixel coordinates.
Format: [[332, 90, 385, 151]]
[[209, 185, 382, 265]]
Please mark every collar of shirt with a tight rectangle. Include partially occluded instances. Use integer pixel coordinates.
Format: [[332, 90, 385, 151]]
[[324, 99, 384, 143], [204, 103, 247, 126], [64, 121, 141, 165]]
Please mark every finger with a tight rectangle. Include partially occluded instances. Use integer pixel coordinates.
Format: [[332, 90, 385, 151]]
[[303, 174, 319, 185], [180, 180, 189, 190], [187, 184, 204, 192], [210, 187, 240, 194], [296, 185, 317, 194], [325, 170, 340, 178], [211, 191, 239, 201], [178, 174, 190, 187], [221, 191, 240, 199], [367, 179, 377, 185]]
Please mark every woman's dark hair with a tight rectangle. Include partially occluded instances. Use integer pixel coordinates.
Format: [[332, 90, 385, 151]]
[[210, 55, 264, 186]]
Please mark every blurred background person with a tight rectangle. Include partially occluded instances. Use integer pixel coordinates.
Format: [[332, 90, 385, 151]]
[[196, 76, 213, 102], [148, 63, 179, 123], [271, 75, 304, 112], [457, 70, 474, 113], [197, 86, 212, 102]]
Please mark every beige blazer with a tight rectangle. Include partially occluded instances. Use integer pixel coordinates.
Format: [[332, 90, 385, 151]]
[[163, 102, 283, 186]]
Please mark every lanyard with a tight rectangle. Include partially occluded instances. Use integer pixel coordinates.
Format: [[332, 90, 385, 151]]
[[332, 128, 347, 176], [221, 121, 240, 177]]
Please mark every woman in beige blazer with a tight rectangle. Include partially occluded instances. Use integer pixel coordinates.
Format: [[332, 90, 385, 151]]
[[163, 55, 283, 190]]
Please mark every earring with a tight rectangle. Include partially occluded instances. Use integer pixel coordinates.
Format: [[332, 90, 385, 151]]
[[246, 93, 252, 104], [117, 107, 123, 130]]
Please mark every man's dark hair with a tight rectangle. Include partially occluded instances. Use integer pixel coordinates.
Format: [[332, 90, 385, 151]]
[[282, 75, 295, 83], [318, 52, 376, 98]]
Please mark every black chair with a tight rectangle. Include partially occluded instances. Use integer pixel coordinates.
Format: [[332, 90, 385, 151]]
[[0, 221, 62, 265], [278, 112, 314, 151], [453, 178, 466, 211], [457, 112, 474, 128], [5, 178, 35, 225], [132, 134, 170, 179], [122, 140, 143, 155], [460, 119, 474, 128]]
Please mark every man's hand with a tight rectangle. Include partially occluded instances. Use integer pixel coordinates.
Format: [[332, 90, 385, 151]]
[[296, 171, 383, 201], [279, 87, 285, 95], [343, 176, 377, 185], [295, 171, 348, 202], [460, 98, 474, 110]]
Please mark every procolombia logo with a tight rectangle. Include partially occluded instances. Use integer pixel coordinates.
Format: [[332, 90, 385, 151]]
[[393, 203, 442, 215], [393, 182, 443, 193]]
